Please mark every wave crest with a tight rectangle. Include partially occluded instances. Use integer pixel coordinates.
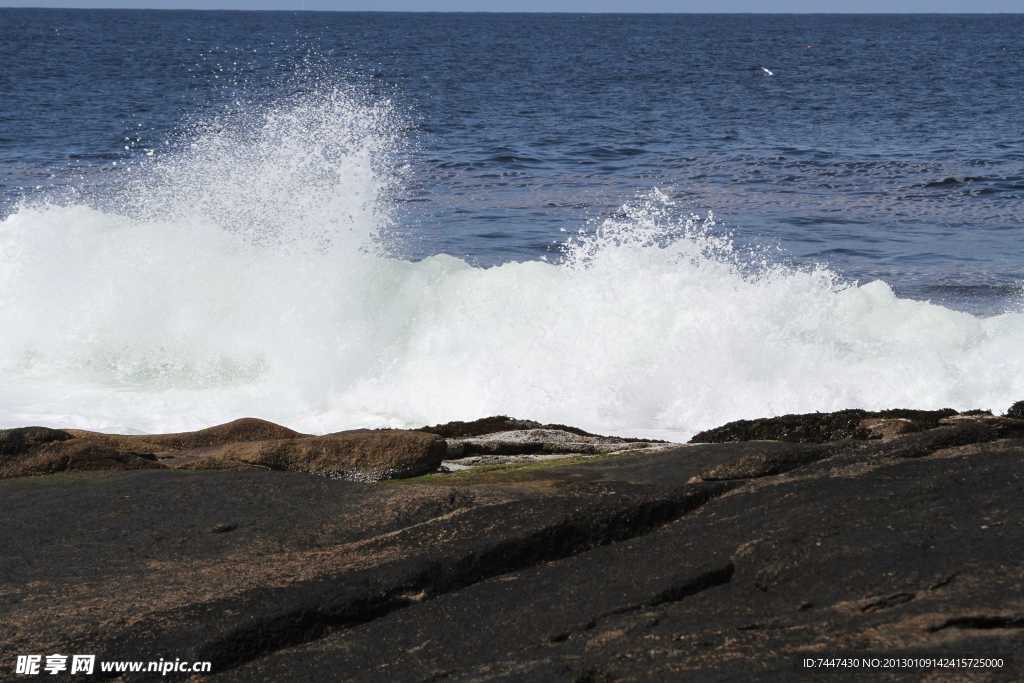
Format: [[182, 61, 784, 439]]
[[1, 90, 1022, 438]]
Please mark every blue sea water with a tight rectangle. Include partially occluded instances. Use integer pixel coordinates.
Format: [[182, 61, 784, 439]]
[[3, 10, 1023, 309], [1, 10, 1022, 437]]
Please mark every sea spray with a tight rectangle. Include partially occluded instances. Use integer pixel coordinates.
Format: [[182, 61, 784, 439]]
[[1, 88, 1023, 439]]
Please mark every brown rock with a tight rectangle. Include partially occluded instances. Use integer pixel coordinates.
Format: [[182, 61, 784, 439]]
[[1, 439, 163, 478], [0, 426, 72, 456], [67, 417, 303, 453], [180, 429, 446, 481], [0, 419, 443, 482], [858, 417, 917, 440]]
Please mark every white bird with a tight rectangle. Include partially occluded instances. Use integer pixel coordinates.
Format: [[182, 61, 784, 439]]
[[761, 67, 774, 76]]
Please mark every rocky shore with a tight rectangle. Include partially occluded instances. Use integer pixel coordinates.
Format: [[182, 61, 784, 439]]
[[3, 403, 1024, 681]]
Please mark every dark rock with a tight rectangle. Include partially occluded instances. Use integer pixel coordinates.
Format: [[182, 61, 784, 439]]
[[220, 428, 1024, 682], [690, 408, 958, 444], [1006, 401, 1024, 419], [3, 409, 1024, 681], [693, 441, 834, 480], [211, 523, 238, 534], [420, 415, 600, 438]]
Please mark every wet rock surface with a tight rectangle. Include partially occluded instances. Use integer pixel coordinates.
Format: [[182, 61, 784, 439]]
[[1, 407, 1023, 681]]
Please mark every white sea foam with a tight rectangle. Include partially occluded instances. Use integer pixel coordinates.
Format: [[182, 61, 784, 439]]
[[1, 88, 1022, 440]]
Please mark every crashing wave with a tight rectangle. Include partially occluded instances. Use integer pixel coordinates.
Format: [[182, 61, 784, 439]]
[[1, 87, 1022, 439]]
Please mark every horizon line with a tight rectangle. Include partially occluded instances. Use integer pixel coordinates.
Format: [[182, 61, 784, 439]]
[[2, 6, 1023, 13]]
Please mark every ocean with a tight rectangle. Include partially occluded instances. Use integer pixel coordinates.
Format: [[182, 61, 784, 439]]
[[1, 9, 1022, 439]]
